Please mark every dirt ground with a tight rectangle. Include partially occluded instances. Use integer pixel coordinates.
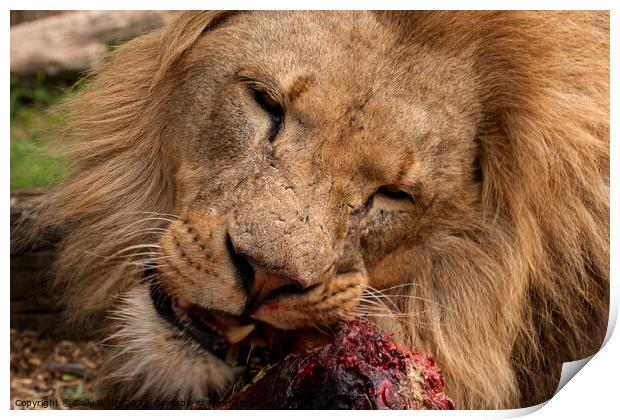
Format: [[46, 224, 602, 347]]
[[10, 329, 102, 410]]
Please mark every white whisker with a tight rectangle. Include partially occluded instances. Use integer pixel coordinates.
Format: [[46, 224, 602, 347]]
[[112, 217, 177, 239], [114, 211, 181, 220]]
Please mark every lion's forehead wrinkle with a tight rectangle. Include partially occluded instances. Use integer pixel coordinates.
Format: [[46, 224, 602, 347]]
[[202, 11, 402, 96], [287, 74, 315, 104], [185, 12, 464, 183]]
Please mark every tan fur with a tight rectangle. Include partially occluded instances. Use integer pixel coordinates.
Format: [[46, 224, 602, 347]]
[[27, 11, 608, 409]]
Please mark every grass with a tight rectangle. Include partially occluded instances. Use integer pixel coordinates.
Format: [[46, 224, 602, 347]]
[[10, 74, 74, 190]]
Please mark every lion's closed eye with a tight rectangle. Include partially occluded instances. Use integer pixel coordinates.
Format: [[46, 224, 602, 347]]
[[364, 185, 417, 215], [373, 185, 416, 205], [242, 80, 285, 142]]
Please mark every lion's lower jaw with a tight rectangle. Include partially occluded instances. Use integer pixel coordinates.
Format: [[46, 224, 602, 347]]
[[95, 285, 240, 403]]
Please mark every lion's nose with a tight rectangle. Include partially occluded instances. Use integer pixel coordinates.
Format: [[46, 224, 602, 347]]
[[225, 234, 311, 310]]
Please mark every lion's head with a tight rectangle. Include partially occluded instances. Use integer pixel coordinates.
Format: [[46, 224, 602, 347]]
[[31, 11, 609, 409]]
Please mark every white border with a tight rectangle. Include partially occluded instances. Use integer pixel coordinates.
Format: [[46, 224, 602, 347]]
[[4, 2, 618, 419], [1, 0, 617, 11]]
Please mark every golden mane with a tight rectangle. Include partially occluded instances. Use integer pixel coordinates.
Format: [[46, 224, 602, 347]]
[[27, 11, 609, 408], [397, 11, 609, 407], [27, 12, 232, 321]]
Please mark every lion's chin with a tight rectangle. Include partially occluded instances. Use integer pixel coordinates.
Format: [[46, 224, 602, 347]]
[[105, 281, 352, 403], [105, 284, 241, 401], [145, 269, 334, 367]]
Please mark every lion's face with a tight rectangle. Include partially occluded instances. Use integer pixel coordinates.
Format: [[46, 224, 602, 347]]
[[40, 10, 608, 409], [108, 11, 481, 399], [126, 9, 479, 374]]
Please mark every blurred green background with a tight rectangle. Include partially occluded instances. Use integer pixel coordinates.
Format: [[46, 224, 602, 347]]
[[10, 10, 167, 193], [10, 74, 71, 190]]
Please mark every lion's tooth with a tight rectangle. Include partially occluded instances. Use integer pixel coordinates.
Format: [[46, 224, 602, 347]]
[[225, 324, 256, 344]]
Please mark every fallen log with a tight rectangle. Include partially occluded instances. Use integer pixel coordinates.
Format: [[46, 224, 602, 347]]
[[10, 10, 173, 76], [10, 189, 86, 337], [10, 11, 70, 26]]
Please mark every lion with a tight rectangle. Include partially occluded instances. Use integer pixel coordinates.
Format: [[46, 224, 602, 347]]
[[27, 11, 609, 409]]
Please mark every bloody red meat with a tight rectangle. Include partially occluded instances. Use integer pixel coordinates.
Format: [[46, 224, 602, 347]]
[[227, 320, 454, 410]]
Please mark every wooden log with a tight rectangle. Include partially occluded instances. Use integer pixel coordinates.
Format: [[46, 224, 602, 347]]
[[10, 10, 173, 76], [10, 189, 87, 337], [10, 11, 71, 26]]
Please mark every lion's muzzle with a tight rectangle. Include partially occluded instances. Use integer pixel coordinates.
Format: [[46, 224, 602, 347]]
[[151, 211, 367, 358]]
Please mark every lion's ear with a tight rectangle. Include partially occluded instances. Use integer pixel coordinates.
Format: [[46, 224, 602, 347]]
[[152, 11, 239, 88]]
